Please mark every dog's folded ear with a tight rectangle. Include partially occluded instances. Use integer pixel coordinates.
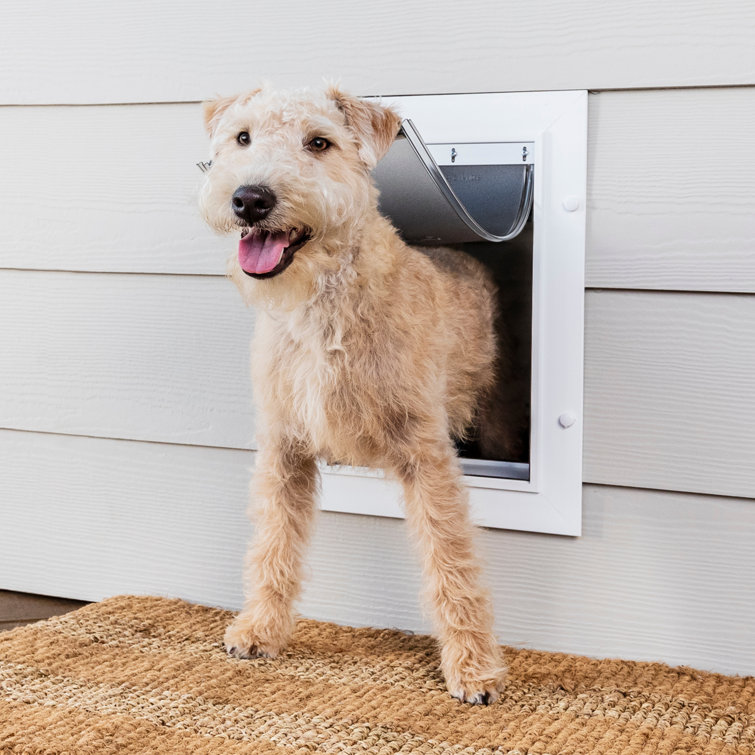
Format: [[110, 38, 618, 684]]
[[203, 89, 263, 136], [327, 86, 401, 169], [203, 94, 240, 136]]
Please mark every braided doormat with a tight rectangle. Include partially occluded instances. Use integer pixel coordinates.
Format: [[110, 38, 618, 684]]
[[0, 596, 753, 754]]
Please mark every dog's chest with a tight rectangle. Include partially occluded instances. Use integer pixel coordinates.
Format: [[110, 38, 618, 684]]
[[262, 312, 371, 459], [288, 338, 339, 434]]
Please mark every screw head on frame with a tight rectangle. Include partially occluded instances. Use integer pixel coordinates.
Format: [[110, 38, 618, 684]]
[[562, 196, 580, 212], [558, 412, 577, 429]]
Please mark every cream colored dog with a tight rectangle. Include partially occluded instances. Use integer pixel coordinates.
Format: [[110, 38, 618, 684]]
[[199, 85, 506, 704]]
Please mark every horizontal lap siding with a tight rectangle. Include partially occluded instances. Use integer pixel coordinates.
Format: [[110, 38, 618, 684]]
[[2, 429, 753, 676], [587, 89, 755, 293], [0, 271, 256, 449], [0, 105, 224, 275], [0, 431, 253, 606], [3, 270, 754, 498], [583, 291, 755, 497], [2, 1, 754, 678], [1, 0, 754, 104], [3, 89, 754, 292]]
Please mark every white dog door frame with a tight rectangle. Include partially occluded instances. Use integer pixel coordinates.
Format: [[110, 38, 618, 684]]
[[319, 91, 586, 537]]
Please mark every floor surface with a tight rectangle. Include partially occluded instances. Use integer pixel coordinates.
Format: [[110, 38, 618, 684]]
[[0, 589, 88, 632]]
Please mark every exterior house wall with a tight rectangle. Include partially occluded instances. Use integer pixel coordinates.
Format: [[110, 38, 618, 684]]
[[1, 1, 753, 675]]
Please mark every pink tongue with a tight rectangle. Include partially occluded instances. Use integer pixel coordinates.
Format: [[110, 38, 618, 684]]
[[238, 230, 289, 275]]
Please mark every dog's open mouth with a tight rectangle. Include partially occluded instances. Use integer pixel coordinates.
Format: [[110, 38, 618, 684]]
[[238, 227, 310, 279]]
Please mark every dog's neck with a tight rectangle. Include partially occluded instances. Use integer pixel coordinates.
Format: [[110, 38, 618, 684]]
[[259, 213, 404, 344]]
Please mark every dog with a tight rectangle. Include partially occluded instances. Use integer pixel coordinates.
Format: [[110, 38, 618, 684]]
[[198, 85, 506, 704]]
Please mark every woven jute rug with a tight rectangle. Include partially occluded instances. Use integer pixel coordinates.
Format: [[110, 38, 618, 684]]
[[0, 596, 752, 754]]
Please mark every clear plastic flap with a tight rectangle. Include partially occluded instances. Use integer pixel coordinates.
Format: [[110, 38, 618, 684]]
[[372, 119, 534, 245]]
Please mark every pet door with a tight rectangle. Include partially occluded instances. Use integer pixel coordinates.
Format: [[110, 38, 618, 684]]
[[320, 91, 586, 536]]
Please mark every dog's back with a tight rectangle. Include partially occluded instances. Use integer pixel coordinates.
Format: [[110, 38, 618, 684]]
[[412, 245, 498, 441]]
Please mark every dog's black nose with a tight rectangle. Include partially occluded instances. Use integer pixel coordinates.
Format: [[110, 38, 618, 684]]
[[231, 185, 277, 224]]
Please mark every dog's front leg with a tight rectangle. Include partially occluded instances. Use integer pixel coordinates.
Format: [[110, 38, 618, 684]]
[[396, 439, 506, 704], [225, 440, 318, 659]]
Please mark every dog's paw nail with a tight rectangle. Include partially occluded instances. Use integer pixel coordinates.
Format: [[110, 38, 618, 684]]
[[451, 687, 498, 705], [227, 646, 237, 655]]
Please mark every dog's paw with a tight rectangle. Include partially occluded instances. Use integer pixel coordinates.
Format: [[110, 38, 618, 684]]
[[446, 665, 506, 704], [448, 680, 503, 705], [442, 637, 506, 705], [225, 642, 277, 660], [224, 616, 282, 660]]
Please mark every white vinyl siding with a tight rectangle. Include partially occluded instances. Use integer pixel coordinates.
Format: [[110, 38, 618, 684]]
[[1, 0, 754, 676], [1, 0, 754, 103], [3, 89, 755, 290], [2, 428, 753, 676], [4, 271, 754, 500]]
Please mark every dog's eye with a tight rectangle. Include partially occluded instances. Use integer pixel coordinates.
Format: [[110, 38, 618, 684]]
[[307, 137, 331, 153], [236, 131, 251, 146]]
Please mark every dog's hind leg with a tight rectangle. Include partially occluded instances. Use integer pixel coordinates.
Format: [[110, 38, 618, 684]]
[[225, 439, 319, 659], [395, 437, 506, 704]]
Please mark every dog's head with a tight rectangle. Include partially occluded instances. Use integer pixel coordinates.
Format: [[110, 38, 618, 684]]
[[198, 85, 400, 306]]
